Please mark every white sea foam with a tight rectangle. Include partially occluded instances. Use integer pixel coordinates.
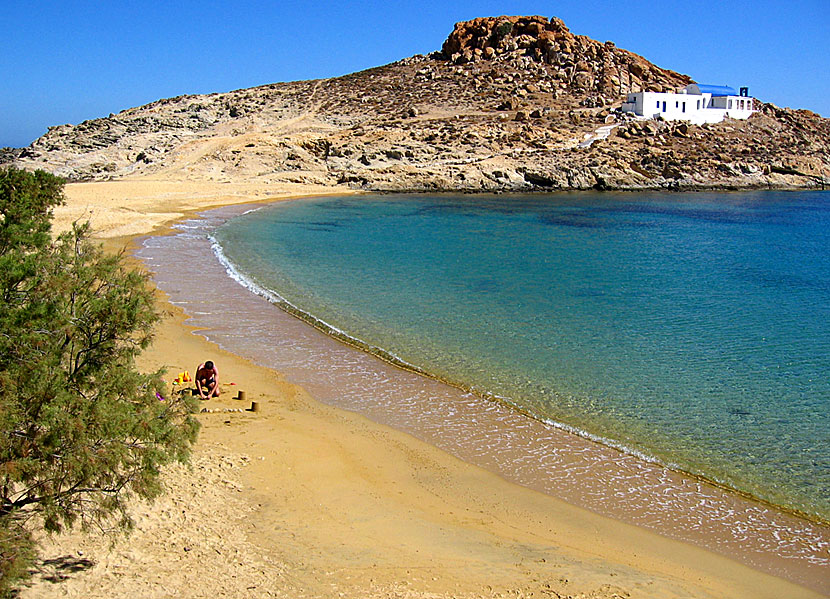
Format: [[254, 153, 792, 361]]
[[209, 234, 434, 378]]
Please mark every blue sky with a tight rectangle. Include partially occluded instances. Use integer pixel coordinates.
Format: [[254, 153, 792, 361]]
[[2, 0, 827, 148]]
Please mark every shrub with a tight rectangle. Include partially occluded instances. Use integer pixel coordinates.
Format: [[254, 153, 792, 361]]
[[0, 167, 199, 596]]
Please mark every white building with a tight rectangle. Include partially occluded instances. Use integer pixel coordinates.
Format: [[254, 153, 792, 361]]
[[621, 84, 755, 124]]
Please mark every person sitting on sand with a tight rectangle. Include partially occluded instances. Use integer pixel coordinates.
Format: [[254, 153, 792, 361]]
[[195, 360, 220, 399]]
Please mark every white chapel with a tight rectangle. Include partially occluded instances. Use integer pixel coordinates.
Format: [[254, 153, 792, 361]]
[[621, 84, 755, 124]]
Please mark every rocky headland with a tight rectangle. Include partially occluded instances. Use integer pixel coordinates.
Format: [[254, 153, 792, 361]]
[[4, 15, 829, 191]]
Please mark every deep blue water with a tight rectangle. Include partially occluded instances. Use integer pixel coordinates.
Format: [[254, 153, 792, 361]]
[[213, 191, 830, 520]]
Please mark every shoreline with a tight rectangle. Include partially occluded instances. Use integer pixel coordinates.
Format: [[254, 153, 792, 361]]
[[23, 179, 827, 598], [25, 298, 824, 599], [141, 197, 829, 588]]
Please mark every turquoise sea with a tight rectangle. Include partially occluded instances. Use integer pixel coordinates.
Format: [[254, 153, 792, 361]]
[[212, 192, 829, 521]]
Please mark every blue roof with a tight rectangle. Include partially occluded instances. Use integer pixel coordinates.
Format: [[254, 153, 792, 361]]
[[693, 84, 739, 96]]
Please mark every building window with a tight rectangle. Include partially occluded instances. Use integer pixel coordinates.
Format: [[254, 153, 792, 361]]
[[728, 99, 733, 109], [657, 101, 660, 109], [697, 100, 701, 110], [676, 101, 679, 108], [682, 102, 686, 113], [662, 101, 666, 112]]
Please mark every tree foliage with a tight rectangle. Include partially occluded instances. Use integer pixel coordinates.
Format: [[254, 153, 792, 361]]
[[0, 167, 199, 594]]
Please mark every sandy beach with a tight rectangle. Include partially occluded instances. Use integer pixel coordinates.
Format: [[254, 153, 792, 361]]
[[19, 178, 825, 598]]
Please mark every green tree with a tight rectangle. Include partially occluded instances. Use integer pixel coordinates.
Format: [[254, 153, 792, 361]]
[[0, 167, 199, 594]]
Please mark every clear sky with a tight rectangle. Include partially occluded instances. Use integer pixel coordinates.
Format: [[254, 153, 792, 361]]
[[2, 0, 827, 148]]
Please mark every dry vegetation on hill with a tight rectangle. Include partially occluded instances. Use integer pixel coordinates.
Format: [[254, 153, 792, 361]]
[[4, 15, 828, 191]]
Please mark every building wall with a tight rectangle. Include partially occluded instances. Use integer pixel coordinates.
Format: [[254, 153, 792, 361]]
[[622, 91, 754, 124]]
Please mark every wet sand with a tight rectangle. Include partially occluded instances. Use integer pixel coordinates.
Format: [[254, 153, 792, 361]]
[[21, 178, 827, 598]]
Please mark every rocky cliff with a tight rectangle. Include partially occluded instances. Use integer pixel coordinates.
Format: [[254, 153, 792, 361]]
[[441, 16, 692, 97], [4, 16, 828, 191]]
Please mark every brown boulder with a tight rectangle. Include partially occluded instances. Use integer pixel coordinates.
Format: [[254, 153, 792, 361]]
[[440, 15, 691, 97]]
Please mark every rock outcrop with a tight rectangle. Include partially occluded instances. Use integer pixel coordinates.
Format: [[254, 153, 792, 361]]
[[441, 16, 692, 98], [4, 16, 828, 191]]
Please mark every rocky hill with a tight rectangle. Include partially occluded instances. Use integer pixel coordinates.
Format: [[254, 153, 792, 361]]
[[4, 15, 828, 191]]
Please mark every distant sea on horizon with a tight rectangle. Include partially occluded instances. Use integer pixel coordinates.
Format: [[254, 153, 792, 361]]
[[138, 190, 829, 588]]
